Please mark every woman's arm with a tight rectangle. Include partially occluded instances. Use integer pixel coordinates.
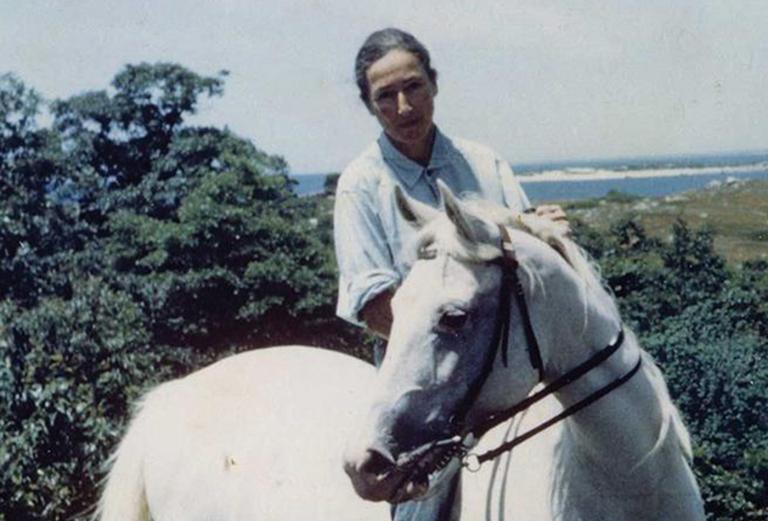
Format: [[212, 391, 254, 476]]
[[360, 290, 393, 339], [334, 186, 399, 331]]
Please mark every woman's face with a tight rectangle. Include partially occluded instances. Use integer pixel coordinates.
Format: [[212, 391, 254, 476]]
[[365, 49, 437, 160]]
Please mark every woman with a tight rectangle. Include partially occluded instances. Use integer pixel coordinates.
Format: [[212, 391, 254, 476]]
[[333, 28, 566, 520], [335, 28, 566, 340]]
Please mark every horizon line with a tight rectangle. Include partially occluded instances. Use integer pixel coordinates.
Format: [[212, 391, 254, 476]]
[[290, 148, 768, 176]]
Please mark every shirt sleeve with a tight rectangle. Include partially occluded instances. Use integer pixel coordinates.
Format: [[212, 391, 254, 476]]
[[334, 187, 400, 326], [497, 158, 532, 212]]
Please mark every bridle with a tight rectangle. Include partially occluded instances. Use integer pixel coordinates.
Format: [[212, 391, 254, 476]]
[[404, 224, 643, 473]]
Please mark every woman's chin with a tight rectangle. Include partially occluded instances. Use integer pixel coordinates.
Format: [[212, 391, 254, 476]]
[[385, 124, 434, 157]]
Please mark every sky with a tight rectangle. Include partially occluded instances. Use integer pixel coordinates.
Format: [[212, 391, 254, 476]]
[[2, 0, 767, 173]]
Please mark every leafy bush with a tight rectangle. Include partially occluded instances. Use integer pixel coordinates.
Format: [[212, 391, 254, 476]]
[[0, 64, 364, 520], [645, 332, 767, 519], [574, 216, 768, 519], [0, 278, 178, 520]]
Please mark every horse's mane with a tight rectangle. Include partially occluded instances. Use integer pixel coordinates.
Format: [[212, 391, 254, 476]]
[[415, 196, 604, 292]]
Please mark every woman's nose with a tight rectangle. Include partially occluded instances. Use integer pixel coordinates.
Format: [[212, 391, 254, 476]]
[[397, 91, 413, 115]]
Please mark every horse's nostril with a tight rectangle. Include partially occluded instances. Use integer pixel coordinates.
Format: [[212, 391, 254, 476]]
[[345, 448, 404, 502], [359, 449, 394, 477]]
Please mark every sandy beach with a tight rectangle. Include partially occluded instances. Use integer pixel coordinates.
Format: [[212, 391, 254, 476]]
[[519, 162, 768, 183]]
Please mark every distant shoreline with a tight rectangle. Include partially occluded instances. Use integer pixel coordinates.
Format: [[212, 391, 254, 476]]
[[291, 160, 768, 200], [518, 162, 768, 183]]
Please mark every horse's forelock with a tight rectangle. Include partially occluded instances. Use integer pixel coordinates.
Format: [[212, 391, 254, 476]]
[[418, 196, 599, 285], [414, 215, 502, 265]]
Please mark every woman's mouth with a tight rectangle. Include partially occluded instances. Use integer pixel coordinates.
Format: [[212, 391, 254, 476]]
[[397, 118, 421, 130]]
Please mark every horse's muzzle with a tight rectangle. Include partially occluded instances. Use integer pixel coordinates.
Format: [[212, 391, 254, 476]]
[[344, 436, 466, 504], [344, 448, 426, 503]]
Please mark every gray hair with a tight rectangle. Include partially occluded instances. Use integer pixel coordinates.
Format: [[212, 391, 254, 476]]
[[354, 28, 437, 110]]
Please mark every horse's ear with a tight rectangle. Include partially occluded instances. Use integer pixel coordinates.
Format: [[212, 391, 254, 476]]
[[437, 180, 480, 243], [395, 185, 434, 227]]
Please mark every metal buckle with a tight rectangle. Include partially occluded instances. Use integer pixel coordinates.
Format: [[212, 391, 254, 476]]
[[462, 453, 482, 472]]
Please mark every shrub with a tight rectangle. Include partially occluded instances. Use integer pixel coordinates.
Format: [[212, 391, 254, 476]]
[[0, 278, 179, 520]]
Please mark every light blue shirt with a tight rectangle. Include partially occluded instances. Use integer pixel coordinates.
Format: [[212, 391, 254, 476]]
[[334, 128, 531, 326]]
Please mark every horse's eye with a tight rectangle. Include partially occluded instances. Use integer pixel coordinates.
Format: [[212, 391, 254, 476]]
[[417, 246, 437, 260], [438, 310, 468, 332]]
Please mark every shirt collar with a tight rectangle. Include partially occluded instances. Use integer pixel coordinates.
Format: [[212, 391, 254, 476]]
[[378, 127, 451, 188]]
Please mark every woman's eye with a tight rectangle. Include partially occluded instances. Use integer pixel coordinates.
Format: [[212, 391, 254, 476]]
[[438, 310, 468, 332], [404, 81, 423, 93], [417, 246, 437, 260]]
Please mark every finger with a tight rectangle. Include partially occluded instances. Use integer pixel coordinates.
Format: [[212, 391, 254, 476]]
[[535, 205, 567, 220]]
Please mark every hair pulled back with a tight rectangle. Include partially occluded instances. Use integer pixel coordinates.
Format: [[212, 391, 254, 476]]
[[354, 28, 437, 109]]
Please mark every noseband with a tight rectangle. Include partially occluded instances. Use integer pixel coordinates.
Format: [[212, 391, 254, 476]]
[[410, 224, 642, 472]]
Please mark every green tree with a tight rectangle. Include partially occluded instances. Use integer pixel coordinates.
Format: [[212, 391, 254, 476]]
[[0, 278, 174, 520], [0, 63, 352, 520], [51, 63, 226, 225], [323, 172, 340, 195], [0, 74, 78, 307], [105, 147, 336, 352]]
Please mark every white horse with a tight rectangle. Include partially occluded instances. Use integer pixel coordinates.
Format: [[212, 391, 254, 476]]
[[343, 182, 704, 520], [96, 346, 389, 521], [96, 183, 704, 520]]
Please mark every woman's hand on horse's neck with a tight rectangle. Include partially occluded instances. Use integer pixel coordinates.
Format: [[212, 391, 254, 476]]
[[362, 291, 394, 339]]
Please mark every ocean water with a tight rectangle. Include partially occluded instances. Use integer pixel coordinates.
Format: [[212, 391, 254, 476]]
[[291, 173, 329, 196], [292, 153, 768, 203], [519, 169, 768, 204]]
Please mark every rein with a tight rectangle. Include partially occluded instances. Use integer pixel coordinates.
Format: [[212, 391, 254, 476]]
[[411, 225, 642, 473], [464, 331, 641, 470]]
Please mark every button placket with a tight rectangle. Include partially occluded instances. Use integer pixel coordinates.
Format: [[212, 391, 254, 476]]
[[425, 167, 439, 201]]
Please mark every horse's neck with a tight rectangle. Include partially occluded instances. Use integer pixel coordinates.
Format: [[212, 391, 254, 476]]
[[528, 253, 663, 473], [507, 238, 701, 519], [551, 355, 697, 519], [557, 334, 660, 463], [543, 288, 696, 518], [556, 346, 668, 474]]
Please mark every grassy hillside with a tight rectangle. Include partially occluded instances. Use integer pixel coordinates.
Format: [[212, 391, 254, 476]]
[[566, 178, 768, 264]]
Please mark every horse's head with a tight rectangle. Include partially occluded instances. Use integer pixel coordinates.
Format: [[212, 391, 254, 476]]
[[344, 183, 546, 503]]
